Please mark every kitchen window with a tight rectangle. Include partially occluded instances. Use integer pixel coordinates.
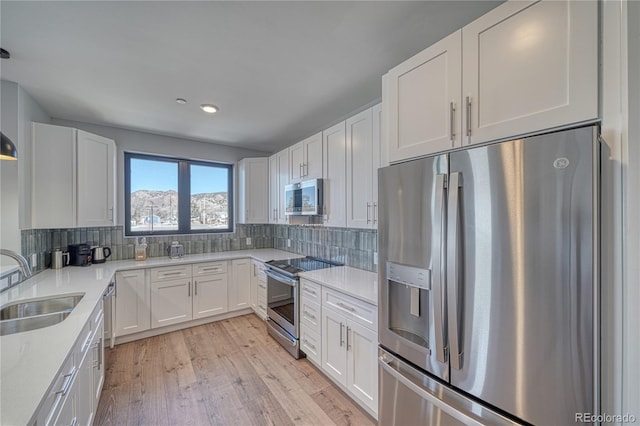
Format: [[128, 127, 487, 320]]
[[124, 153, 234, 236]]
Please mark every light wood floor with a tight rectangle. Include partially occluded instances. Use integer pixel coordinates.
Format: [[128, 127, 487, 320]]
[[95, 314, 376, 426]]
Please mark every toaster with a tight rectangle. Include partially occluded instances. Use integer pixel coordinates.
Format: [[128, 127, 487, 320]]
[[168, 242, 184, 259]]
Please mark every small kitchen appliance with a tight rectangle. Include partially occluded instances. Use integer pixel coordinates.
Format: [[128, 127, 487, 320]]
[[168, 241, 184, 259], [264, 256, 342, 358], [91, 246, 111, 264], [50, 249, 69, 269], [68, 243, 91, 266]]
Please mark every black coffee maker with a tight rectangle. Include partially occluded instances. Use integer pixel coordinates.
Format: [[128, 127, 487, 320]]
[[68, 243, 91, 266]]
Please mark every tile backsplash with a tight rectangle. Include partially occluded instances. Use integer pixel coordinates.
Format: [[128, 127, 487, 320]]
[[21, 224, 377, 275]]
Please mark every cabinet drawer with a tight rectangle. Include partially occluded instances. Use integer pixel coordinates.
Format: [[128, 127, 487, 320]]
[[37, 353, 76, 426], [193, 261, 228, 277], [300, 279, 321, 304], [150, 265, 192, 282], [301, 299, 321, 335], [300, 326, 321, 365], [322, 287, 377, 332]]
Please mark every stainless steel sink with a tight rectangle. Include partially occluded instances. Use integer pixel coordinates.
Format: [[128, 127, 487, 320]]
[[0, 294, 84, 320], [0, 294, 84, 336]]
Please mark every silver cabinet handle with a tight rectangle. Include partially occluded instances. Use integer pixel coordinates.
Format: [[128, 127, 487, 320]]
[[70, 418, 78, 426], [161, 271, 184, 277], [299, 163, 303, 178], [466, 96, 472, 141], [188, 281, 191, 297], [433, 174, 448, 364], [195, 280, 198, 296], [303, 338, 316, 351], [259, 284, 266, 290], [336, 301, 356, 312], [339, 322, 344, 347], [373, 202, 378, 224], [304, 163, 308, 177], [447, 172, 463, 370], [450, 101, 456, 143], [366, 202, 371, 224], [55, 369, 76, 396], [303, 311, 317, 321], [346, 326, 351, 351], [303, 287, 317, 296]]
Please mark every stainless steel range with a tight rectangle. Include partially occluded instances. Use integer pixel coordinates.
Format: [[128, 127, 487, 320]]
[[264, 256, 341, 358]]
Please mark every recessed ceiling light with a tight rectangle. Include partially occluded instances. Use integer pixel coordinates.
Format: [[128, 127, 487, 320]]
[[176, 98, 187, 105], [200, 104, 219, 114]]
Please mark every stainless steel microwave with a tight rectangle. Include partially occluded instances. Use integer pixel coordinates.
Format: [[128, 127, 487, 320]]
[[285, 179, 323, 216]]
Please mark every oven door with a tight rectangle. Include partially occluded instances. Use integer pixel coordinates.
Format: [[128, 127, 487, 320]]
[[265, 269, 298, 339]]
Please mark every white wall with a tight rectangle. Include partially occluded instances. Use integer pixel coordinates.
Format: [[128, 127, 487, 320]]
[[0, 80, 50, 251], [51, 118, 268, 226]]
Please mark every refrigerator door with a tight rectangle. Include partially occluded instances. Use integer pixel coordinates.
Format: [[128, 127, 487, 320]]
[[378, 154, 449, 380], [447, 126, 598, 424], [378, 347, 520, 426]]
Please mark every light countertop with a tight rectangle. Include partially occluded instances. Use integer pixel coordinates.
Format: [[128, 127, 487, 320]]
[[0, 248, 300, 426], [299, 266, 378, 305]]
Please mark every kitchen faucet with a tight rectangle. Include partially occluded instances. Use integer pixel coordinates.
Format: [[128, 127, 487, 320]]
[[0, 249, 33, 290]]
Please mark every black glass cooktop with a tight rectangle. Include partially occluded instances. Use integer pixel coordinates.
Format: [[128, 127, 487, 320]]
[[265, 256, 342, 276]]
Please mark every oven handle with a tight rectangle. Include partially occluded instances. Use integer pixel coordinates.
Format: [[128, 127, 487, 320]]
[[265, 270, 298, 287]]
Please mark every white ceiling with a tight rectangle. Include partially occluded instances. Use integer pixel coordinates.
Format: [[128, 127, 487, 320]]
[[1, 1, 502, 153]]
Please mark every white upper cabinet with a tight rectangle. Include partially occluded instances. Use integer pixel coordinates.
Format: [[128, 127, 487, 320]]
[[385, 30, 462, 162], [268, 149, 290, 224], [322, 121, 347, 227], [290, 132, 323, 182], [462, 0, 598, 145], [238, 157, 269, 224], [76, 130, 116, 227], [32, 122, 116, 228], [384, 0, 598, 162], [346, 107, 380, 229]]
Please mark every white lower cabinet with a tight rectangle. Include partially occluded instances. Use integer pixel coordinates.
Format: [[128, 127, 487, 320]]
[[194, 273, 228, 319], [229, 258, 251, 311], [36, 301, 105, 426], [300, 278, 378, 418], [114, 269, 150, 336], [151, 277, 193, 328], [251, 260, 268, 319]]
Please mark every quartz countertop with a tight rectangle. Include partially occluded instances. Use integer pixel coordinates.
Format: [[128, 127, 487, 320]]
[[0, 248, 300, 426], [299, 266, 378, 305]]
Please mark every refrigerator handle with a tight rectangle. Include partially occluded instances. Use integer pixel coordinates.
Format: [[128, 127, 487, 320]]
[[433, 174, 448, 364], [447, 172, 463, 370]]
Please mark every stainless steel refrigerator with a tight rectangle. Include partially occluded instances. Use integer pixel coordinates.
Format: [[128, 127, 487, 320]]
[[377, 126, 599, 425]]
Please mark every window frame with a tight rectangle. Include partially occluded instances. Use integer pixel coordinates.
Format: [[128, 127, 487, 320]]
[[124, 152, 234, 236]]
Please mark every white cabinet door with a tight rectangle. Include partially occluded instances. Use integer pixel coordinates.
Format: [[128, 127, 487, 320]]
[[386, 30, 462, 162], [32, 123, 76, 228], [238, 157, 269, 224], [229, 258, 251, 311], [269, 154, 279, 224], [346, 108, 374, 229], [269, 149, 289, 224], [347, 320, 378, 415], [322, 307, 348, 387], [462, 0, 598, 145], [151, 278, 192, 328], [114, 270, 150, 337], [276, 149, 290, 224], [76, 348, 93, 426], [193, 274, 228, 319], [303, 132, 323, 179], [92, 317, 105, 418], [289, 141, 305, 182], [371, 103, 382, 225], [322, 121, 347, 227], [290, 132, 323, 182], [76, 130, 116, 227]]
